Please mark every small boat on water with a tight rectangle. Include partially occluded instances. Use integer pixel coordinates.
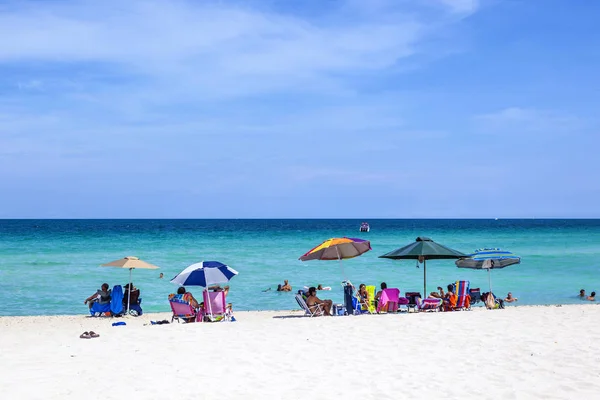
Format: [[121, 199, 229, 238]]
[[359, 222, 370, 232]]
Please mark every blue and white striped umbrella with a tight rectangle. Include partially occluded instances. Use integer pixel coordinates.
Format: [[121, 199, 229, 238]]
[[455, 248, 520, 294], [455, 248, 521, 269], [170, 261, 239, 287]]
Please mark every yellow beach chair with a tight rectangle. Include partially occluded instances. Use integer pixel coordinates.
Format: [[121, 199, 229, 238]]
[[362, 285, 376, 314]]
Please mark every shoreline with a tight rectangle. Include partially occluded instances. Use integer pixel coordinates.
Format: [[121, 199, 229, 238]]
[[0, 301, 597, 319], [2, 304, 600, 399]]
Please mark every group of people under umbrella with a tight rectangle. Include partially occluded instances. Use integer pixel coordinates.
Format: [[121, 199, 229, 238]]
[[300, 236, 521, 311], [85, 236, 520, 318], [86, 257, 239, 319]]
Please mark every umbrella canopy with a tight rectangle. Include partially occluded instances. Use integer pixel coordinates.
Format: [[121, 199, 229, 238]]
[[455, 248, 521, 269], [170, 261, 239, 287], [101, 256, 160, 270], [299, 237, 371, 280], [299, 237, 371, 261], [101, 256, 159, 313], [456, 248, 521, 293], [379, 237, 466, 296]]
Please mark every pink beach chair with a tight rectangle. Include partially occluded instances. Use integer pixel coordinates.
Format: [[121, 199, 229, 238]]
[[377, 288, 400, 313], [169, 298, 201, 323], [202, 291, 231, 322]]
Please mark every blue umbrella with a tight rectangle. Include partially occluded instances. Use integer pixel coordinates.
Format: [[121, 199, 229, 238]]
[[171, 261, 239, 320], [170, 261, 238, 287], [455, 248, 520, 293]]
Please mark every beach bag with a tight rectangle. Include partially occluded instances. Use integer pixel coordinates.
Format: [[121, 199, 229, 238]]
[[485, 292, 497, 309]]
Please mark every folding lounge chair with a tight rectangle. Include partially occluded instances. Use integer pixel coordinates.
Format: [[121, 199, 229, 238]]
[[203, 291, 230, 322], [377, 288, 400, 313], [453, 280, 471, 311], [362, 285, 376, 314], [169, 296, 200, 323], [404, 292, 422, 313], [295, 294, 324, 317], [90, 287, 117, 317], [469, 288, 482, 305], [417, 297, 442, 312]]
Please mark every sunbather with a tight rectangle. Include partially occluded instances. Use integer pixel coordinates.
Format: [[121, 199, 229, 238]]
[[504, 292, 518, 303], [428, 286, 444, 299], [170, 286, 201, 309], [358, 283, 370, 309], [305, 286, 332, 316], [84, 283, 111, 308], [209, 285, 230, 297], [375, 282, 387, 302], [442, 284, 457, 311], [123, 283, 141, 306]]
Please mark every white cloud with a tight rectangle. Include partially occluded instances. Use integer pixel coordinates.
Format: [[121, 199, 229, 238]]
[[473, 107, 585, 135], [0, 0, 475, 100]]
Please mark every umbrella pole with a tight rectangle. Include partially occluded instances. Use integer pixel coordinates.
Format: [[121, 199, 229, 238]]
[[206, 287, 213, 322], [423, 259, 427, 298], [488, 268, 493, 294], [127, 268, 132, 314], [336, 246, 346, 280]]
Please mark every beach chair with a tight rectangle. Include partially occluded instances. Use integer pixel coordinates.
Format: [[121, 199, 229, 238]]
[[89, 301, 111, 316], [377, 288, 400, 313], [168, 295, 200, 323], [203, 291, 231, 322], [110, 285, 124, 316], [453, 281, 471, 311], [362, 285, 376, 314], [404, 292, 422, 313], [89, 287, 114, 317], [417, 297, 442, 312], [295, 294, 324, 317], [469, 288, 482, 305]]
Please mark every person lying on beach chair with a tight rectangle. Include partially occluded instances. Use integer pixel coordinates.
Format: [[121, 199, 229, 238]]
[[84, 283, 111, 309], [306, 286, 333, 316]]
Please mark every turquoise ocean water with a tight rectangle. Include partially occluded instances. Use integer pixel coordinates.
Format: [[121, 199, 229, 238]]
[[1, 219, 599, 316]]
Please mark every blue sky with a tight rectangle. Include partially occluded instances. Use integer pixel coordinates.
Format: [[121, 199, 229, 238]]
[[0, 0, 598, 218]]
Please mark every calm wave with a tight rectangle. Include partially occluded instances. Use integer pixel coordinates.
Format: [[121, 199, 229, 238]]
[[1, 219, 599, 316]]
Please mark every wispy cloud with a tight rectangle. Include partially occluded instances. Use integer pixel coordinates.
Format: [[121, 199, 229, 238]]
[[472, 107, 586, 135]]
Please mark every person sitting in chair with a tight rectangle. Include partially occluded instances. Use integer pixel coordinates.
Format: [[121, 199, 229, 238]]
[[305, 286, 332, 316], [358, 283, 371, 310], [442, 284, 457, 311], [123, 283, 141, 306], [170, 286, 201, 309], [84, 283, 111, 308]]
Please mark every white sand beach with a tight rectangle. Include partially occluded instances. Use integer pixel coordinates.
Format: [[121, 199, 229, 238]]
[[2, 305, 600, 400]]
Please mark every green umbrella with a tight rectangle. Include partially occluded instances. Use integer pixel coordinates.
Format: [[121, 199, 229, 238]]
[[379, 237, 466, 297]]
